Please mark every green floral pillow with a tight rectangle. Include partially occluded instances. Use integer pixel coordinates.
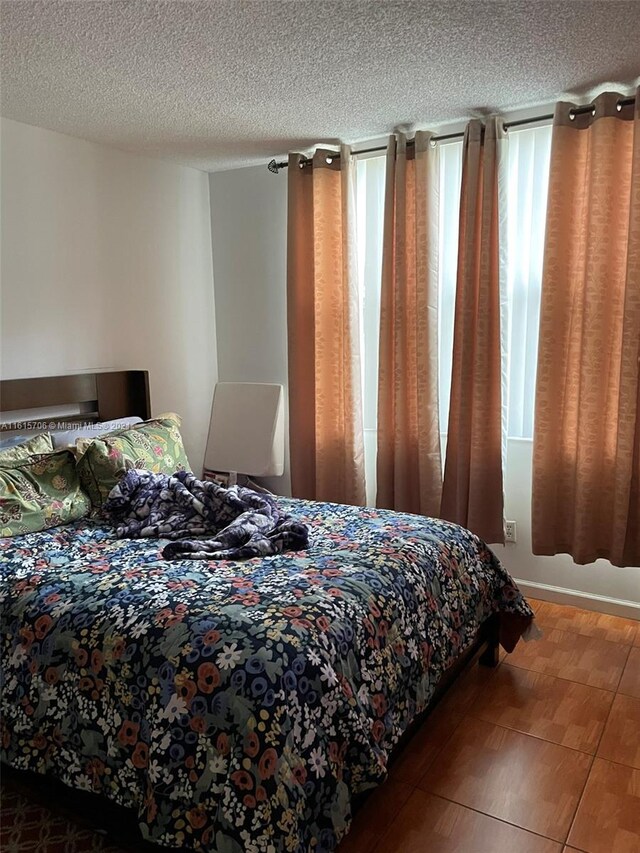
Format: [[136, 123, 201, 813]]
[[75, 413, 191, 509], [0, 432, 53, 462], [0, 450, 91, 536]]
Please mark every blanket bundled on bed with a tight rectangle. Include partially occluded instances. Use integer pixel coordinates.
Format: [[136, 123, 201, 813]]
[[103, 469, 309, 560]]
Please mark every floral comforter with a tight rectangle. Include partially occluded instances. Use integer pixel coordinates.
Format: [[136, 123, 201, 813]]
[[1, 498, 533, 852]]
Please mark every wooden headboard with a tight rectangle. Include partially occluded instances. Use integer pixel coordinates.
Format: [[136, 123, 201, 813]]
[[0, 371, 151, 431]]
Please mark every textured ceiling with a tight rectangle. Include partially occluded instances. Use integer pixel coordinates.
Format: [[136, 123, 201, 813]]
[[1, 0, 639, 172]]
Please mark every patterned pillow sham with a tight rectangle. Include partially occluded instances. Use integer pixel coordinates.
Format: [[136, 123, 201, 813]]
[[0, 432, 53, 462], [75, 413, 191, 510], [0, 449, 91, 536]]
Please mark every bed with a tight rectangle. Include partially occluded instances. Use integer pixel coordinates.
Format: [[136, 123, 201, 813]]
[[0, 372, 534, 853]]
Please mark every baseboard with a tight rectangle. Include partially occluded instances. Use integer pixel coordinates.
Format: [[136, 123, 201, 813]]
[[514, 579, 640, 620]]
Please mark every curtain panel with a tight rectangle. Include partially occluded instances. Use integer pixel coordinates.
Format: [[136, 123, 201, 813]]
[[286, 146, 366, 505], [533, 90, 640, 566], [376, 131, 443, 516], [441, 118, 506, 544]]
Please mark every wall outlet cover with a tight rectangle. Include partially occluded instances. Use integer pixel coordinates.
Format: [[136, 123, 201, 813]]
[[505, 520, 517, 543]]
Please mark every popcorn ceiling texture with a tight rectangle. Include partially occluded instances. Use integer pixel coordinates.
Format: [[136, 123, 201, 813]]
[[1, 0, 639, 172]]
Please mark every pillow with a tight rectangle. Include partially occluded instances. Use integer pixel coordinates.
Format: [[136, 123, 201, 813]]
[[0, 434, 28, 451], [51, 417, 143, 449], [0, 449, 91, 536], [0, 432, 54, 462], [75, 413, 190, 509]]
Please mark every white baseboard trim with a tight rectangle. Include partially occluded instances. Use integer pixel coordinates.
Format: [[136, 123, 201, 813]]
[[514, 579, 640, 620]]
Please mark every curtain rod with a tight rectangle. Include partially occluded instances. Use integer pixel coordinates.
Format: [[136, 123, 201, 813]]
[[267, 95, 636, 173]]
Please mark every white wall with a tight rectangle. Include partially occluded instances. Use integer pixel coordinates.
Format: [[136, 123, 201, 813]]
[[209, 164, 290, 494], [495, 440, 639, 612], [209, 162, 639, 613], [0, 118, 217, 472]]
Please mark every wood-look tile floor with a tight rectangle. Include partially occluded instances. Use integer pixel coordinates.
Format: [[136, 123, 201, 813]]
[[339, 600, 640, 853]]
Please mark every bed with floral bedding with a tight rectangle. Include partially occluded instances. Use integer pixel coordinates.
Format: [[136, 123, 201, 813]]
[[1, 496, 533, 853]]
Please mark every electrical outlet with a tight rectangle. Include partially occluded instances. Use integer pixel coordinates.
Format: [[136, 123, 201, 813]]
[[504, 520, 517, 543]]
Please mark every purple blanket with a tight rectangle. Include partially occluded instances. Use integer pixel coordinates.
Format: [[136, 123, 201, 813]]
[[103, 469, 308, 559]]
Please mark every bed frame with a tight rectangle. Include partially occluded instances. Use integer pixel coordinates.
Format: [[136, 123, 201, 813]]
[[0, 370, 151, 430], [1, 369, 500, 847]]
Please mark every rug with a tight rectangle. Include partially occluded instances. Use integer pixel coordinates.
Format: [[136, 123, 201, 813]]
[[0, 783, 136, 853]]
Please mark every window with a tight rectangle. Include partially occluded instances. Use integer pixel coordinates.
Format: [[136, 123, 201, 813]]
[[356, 155, 385, 502], [356, 124, 552, 500], [503, 125, 552, 438], [437, 140, 463, 437]]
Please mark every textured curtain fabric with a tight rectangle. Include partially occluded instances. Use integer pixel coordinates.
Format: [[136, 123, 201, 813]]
[[287, 146, 366, 505], [441, 119, 505, 544], [533, 91, 640, 567], [376, 131, 442, 515]]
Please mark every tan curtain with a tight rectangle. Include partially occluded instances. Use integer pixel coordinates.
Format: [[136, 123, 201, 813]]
[[441, 119, 505, 544], [287, 146, 366, 505], [533, 90, 640, 566], [376, 131, 442, 516]]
